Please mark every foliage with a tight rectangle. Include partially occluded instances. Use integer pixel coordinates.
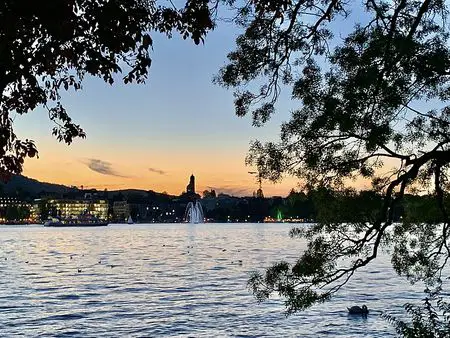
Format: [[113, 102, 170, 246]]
[[285, 189, 315, 219], [3, 205, 30, 221], [216, 0, 450, 313], [203, 189, 217, 198], [383, 289, 450, 338], [37, 199, 55, 221], [1, 0, 215, 179]]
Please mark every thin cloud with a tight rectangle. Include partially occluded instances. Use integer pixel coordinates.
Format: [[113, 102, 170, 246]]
[[83, 159, 128, 178], [148, 167, 166, 175]]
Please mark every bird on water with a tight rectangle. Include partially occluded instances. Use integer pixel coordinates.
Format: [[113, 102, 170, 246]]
[[347, 305, 369, 315]]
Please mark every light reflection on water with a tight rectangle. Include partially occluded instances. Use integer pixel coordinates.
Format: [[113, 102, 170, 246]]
[[0, 223, 424, 337]]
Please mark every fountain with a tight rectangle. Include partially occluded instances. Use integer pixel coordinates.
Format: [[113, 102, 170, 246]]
[[185, 200, 204, 223]]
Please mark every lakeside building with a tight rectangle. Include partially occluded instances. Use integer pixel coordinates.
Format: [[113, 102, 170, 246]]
[[0, 197, 29, 208], [29, 203, 40, 222], [32, 198, 108, 221], [113, 201, 130, 221]]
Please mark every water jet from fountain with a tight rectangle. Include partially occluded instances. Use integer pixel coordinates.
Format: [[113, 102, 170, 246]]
[[185, 200, 204, 223]]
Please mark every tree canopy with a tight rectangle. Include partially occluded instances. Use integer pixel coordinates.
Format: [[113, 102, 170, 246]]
[[0, 0, 215, 179], [216, 0, 450, 314]]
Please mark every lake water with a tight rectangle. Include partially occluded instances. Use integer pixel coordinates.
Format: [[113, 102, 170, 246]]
[[0, 223, 427, 337]]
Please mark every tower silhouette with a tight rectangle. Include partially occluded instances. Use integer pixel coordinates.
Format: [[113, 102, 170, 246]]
[[186, 174, 195, 194]]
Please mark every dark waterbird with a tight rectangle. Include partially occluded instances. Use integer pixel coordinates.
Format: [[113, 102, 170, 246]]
[[347, 305, 369, 315]]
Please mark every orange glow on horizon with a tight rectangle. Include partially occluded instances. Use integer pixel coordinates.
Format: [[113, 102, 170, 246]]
[[20, 138, 388, 198], [21, 141, 301, 197]]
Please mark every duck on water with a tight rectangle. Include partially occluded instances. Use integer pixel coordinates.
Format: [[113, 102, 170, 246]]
[[347, 305, 369, 315]]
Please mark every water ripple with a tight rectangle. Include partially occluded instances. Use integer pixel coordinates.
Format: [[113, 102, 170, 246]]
[[0, 223, 430, 337]]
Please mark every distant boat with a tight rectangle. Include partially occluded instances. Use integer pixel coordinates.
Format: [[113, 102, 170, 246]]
[[44, 216, 108, 227], [127, 216, 134, 224]]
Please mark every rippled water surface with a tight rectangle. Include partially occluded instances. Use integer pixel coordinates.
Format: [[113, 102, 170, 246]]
[[0, 223, 426, 337]]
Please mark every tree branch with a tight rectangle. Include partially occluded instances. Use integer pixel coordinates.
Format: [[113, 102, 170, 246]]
[[407, 0, 432, 39]]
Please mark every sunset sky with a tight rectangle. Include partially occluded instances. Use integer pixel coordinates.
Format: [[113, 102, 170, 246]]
[[14, 5, 374, 197]]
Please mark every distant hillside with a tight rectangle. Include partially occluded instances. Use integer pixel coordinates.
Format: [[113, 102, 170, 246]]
[[0, 176, 176, 201], [0, 175, 78, 197], [108, 189, 151, 197], [107, 189, 176, 203], [108, 189, 175, 198]]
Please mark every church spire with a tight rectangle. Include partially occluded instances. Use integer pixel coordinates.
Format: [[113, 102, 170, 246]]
[[186, 174, 195, 194]]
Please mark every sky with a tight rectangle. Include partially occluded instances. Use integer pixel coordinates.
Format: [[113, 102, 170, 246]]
[[13, 3, 373, 197], [13, 17, 302, 197]]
